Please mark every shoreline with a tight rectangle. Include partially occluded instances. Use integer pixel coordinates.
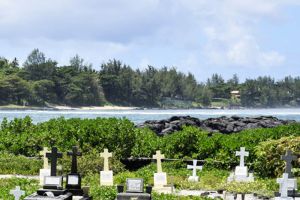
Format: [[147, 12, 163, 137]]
[[0, 105, 139, 111]]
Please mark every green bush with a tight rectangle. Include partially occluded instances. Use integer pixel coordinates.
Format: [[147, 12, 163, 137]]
[[0, 178, 39, 200], [0, 153, 41, 175], [254, 136, 300, 177]]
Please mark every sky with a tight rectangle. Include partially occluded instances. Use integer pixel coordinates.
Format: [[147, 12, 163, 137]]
[[0, 0, 300, 82]]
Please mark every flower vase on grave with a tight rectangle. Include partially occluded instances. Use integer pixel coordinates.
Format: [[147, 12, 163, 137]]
[[152, 150, 173, 194], [100, 148, 114, 186], [39, 147, 51, 186]]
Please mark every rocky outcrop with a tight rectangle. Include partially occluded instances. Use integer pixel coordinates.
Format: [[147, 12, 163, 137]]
[[137, 115, 296, 136]]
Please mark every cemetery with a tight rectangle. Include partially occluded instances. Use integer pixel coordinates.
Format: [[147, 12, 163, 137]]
[[0, 116, 300, 199]]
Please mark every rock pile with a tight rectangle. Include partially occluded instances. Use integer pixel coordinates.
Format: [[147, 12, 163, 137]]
[[137, 115, 296, 136]]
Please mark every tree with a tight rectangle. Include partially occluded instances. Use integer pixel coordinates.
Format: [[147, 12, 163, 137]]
[[23, 49, 57, 80]]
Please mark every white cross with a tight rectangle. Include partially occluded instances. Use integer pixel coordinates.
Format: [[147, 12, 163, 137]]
[[277, 173, 296, 198], [187, 160, 203, 177], [10, 186, 25, 200], [236, 147, 249, 167], [153, 150, 165, 173], [100, 148, 112, 171], [39, 147, 50, 169]]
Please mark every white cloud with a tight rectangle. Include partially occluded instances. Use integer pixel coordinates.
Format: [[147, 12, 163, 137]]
[[186, 0, 294, 68], [0, 0, 298, 74]]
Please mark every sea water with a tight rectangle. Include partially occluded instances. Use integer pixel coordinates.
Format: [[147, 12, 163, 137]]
[[0, 108, 300, 124]]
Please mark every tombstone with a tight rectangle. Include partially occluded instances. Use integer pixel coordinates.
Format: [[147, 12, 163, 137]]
[[100, 148, 114, 186], [187, 160, 203, 182], [152, 150, 173, 194], [66, 146, 87, 197], [39, 147, 51, 185], [10, 186, 25, 200], [228, 147, 254, 182], [282, 150, 297, 178], [116, 178, 152, 200], [25, 147, 73, 200], [275, 150, 299, 200]]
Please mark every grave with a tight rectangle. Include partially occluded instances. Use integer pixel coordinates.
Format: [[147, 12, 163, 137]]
[[100, 148, 114, 186], [152, 150, 173, 194], [10, 186, 25, 200], [227, 147, 254, 182], [25, 146, 73, 200], [187, 160, 203, 182], [275, 150, 299, 200], [66, 146, 91, 199], [116, 178, 152, 200], [39, 147, 51, 185]]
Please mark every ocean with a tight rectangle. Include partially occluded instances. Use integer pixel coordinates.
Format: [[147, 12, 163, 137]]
[[0, 108, 300, 124]]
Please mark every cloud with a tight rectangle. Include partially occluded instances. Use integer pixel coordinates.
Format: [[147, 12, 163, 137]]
[[187, 0, 293, 68], [0, 0, 298, 76]]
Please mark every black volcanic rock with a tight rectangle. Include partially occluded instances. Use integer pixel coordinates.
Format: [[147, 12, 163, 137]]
[[137, 115, 296, 136]]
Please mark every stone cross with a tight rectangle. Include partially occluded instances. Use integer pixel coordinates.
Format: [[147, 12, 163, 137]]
[[236, 147, 249, 167], [277, 173, 296, 197], [100, 148, 112, 171], [187, 160, 203, 177], [46, 147, 63, 176], [281, 150, 297, 178], [67, 146, 82, 174], [153, 150, 165, 173], [10, 186, 25, 200], [39, 147, 50, 169]]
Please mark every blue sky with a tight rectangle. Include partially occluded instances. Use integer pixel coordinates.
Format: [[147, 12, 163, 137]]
[[0, 0, 299, 82]]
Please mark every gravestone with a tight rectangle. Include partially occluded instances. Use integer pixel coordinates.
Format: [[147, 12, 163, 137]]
[[66, 146, 86, 197], [39, 147, 51, 185], [227, 147, 254, 182], [187, 160, 203, 182], [25, 147, 73, 200], [275, 150, 298, 200], [276, 173, 296, 200], [282, 150, 297, 178], [10, 186, 25, 200], [116, 178, 152, 200], [152, 150, 173, 194], [100, 148, 114, 186]]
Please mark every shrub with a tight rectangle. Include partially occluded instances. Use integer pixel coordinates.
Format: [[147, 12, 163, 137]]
[[254, 136, 300, 177], [0, 153, 41, 175]]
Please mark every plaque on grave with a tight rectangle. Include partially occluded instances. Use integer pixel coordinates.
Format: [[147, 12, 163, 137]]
[[116, 178, 151, 200]]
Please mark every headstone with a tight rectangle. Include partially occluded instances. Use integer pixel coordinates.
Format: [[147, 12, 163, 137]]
[[275, 173, 296, 200], [10, 186, 25, 200], [281, 150, 297, 178], [116, 178, 151, 200], [227, 147, 254, 182], [39, 147, 51, 185], [66, 146, 86, 197], [46, 147, 63, 176], [100, 148, 113, 186], [152, 150, 173, 194], [274, 150, 299, 200], [187, 160, 203, 182]]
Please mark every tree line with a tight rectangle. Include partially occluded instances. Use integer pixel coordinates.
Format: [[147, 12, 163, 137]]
[[0, 49, 300, 108]]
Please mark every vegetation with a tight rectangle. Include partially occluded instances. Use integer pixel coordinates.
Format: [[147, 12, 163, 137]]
[[1, 50, 300, 108], [0, 117, 299, 177], [1, 117, 300, 199]]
